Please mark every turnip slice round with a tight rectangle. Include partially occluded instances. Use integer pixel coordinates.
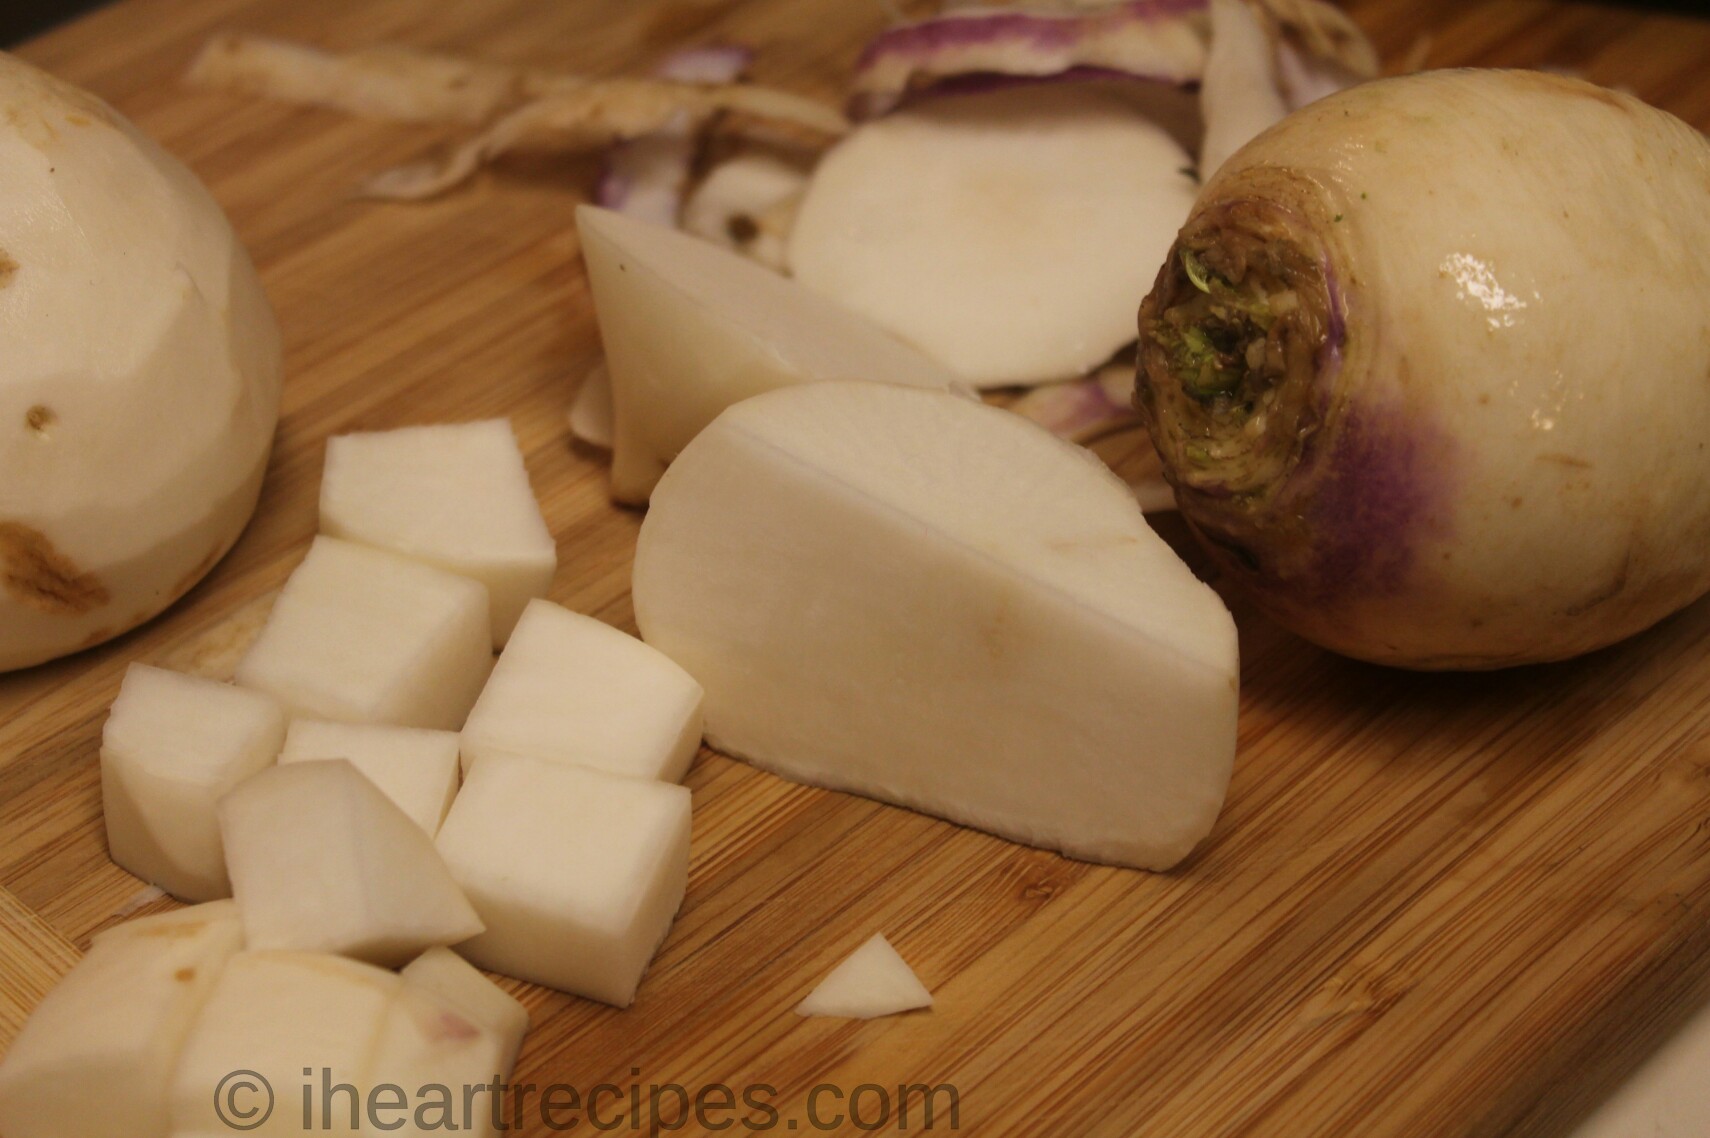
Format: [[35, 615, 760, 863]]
[[576, 204, 957, 503], [787, 84, 1198, 387], [633, 382, 1237, 870], [1197, 0, 1289, 179]]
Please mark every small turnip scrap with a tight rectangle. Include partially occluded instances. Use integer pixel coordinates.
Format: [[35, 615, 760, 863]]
[[680, 151, 809, 270], [100, 664, 286, 902], [1136, 70, 1710, 668], [0, 903, 244, 1138], [318, 419, 556, 647], [400, 947, 530, 1078], [795, 934, 932, 1019], [459, 599, 705, 783], [435, 753, 692, 1006], [1197, 0, 1289, 179], [577, 203, 956, 503], [786, 84, 1198, 387], [278, 719, 463, 836], [218, 759, 485, 967], [232, 536, 492, 730], [633, 383, 1238, 870]]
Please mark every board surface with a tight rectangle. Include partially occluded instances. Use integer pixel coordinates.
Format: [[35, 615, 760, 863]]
[[5, 1, 1710, 1135]]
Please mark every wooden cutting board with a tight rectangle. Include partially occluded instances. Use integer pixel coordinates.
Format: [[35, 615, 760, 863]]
[[5, 1, 1710, 1134]]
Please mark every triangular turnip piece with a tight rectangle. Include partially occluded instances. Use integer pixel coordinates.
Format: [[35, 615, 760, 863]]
[[795, 934, 932, 1020], [576, 204, 955, 504], [786, 84, 1198, 387], [633, 383, 1238, 870]]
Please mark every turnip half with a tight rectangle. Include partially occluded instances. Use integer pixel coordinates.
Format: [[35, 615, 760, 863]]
[[1135, 69, 1710, 668]]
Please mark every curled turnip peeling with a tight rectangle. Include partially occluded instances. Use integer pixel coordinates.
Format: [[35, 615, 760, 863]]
[[1197, 0, 1288, 179], [1135, 69, 1710, 669], [680, 152, 809, 270], [787, 83, 1197, 387]]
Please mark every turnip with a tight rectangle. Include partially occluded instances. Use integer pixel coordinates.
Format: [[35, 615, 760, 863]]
[[0, 53, 281, 672], [795, 933, 932, 1020], [1135, 69, 1710, 668]]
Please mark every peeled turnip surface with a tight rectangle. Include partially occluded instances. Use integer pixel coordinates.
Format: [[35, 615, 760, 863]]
[[0, 54, 281, 672], [786, 84, 1198, 387], [795, 933, 932, 1019], [633, 383, 1237, 870], [569, 362, 616, 449], [1197, 0, 1288, 180], [0, 903, 243, 1138], [576, 203, 956, 503], [1135, 69, 1710, 669], [278, 719, 462, 836]]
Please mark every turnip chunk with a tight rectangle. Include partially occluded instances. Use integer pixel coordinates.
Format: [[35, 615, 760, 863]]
[[436, 754, 692, 1006], [680, 152, 809, 271], [100, 664, 286, 901], [633, 383, 1238, 870], [233, 536, 492, 730], [169, 951, 399, 1137], [319, 420, 555, 647], [1197, 0, 1288, 179], [795, 933, 932, 1020], [218, 760, 484, 967], [568, 363, 616, 449], [461, 599, 704, 782], [576, 203, 956, 504], [1136, 70, 1710, 668], [786, 85, 1198, 387], [0, 903, 244, 1138], [279, 720, 462, 836], [400, 947, 529, 1078]]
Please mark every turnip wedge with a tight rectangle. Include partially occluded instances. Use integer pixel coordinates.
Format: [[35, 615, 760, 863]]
[[365, 80, 848, 201], [632, 382, 1238, 870], [1135, 70, 1710, 670], [576, 205, 956, 504], [1197, 0, 1288, 179], [787, 84, 1197, 387]]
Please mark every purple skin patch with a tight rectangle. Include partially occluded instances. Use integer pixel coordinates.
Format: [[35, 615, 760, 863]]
[[856, 0, 1207, 69]]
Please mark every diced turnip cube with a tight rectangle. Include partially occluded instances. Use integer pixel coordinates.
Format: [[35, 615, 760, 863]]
[[169, 950, 398, 1137], [218, 760, 484, 967], [233, 536, 492, 731], [101, 664, 286, 901], [319, 420, 556, 647], [0, 902, 244, 1138], [399, 948, 528, 1078], [794, 933, 932, 1019], [435, 754, 691, 1006], [459, 599, 704, 783], [633, 383, 1239, 870], [279, 720, 461, 836]]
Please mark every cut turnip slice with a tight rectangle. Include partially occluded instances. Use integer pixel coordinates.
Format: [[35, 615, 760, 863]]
[[786, 84, 1197, 387], [795, 933, 932, 1019], [1007, 361, 1138, 443], [577, 204, 957, 503], [278, 720, 462, 836], [1198, 0, 1288, 179], [633, 383, 1238, 870], [680, 151, 809, 270], [569, 362, 615, 449]]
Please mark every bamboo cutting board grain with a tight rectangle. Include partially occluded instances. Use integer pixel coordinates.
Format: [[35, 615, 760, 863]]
[[6, 1, 1710, 1134]]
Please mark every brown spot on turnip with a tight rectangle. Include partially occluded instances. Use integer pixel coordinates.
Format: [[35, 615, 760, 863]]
[[1563, 547, 1634, 616], [174, 967, 196, 983], [25, 404, 54, 437], [0, 522, 109, 615], [1478, 394, 1491, 406], [725, 213, 760, 246], [1510, 496, 1523, 509], [1539, 452, 1592, 469], [79, 626, 113, 648], [0, 250, 16, 287]]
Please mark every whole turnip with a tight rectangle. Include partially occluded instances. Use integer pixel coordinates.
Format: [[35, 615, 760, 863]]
[[1135, 69, 1710, 668]]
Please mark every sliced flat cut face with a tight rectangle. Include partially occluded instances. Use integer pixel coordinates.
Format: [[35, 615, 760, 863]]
[[279, 719, 462, 836], [576, 203, 954, 503], [795, 933, 932, 1019], [633, 383, 1239, 870], [786, 84, 1198, 386]]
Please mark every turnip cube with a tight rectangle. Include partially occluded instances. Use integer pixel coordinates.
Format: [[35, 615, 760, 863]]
[[0, 902, 244, 1138], [460, 599, 704, 783], [435, 754, 691, 1006], [400, 948, 528, 1078], [233, 536, 492, 730], [279, 719, 461, 836], [169, 950, 398, 1137], [633, 383, 1240, 871], [795, 933, 932, 1019], [219, 760, 484, 967], [367, 957, 529, 1138], [101, 664, 285, 901], [319, 420, 556, 647]]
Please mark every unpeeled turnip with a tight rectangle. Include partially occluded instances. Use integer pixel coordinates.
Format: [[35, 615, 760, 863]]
[[1135, 69, 1710, 668]]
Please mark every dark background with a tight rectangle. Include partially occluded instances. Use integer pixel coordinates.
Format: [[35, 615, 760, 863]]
[[2, 0, 1709, 47]]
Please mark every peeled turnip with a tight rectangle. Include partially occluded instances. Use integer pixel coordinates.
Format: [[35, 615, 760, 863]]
[[0, 54, 281, 672], [1135, 70, 1710, 668]]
